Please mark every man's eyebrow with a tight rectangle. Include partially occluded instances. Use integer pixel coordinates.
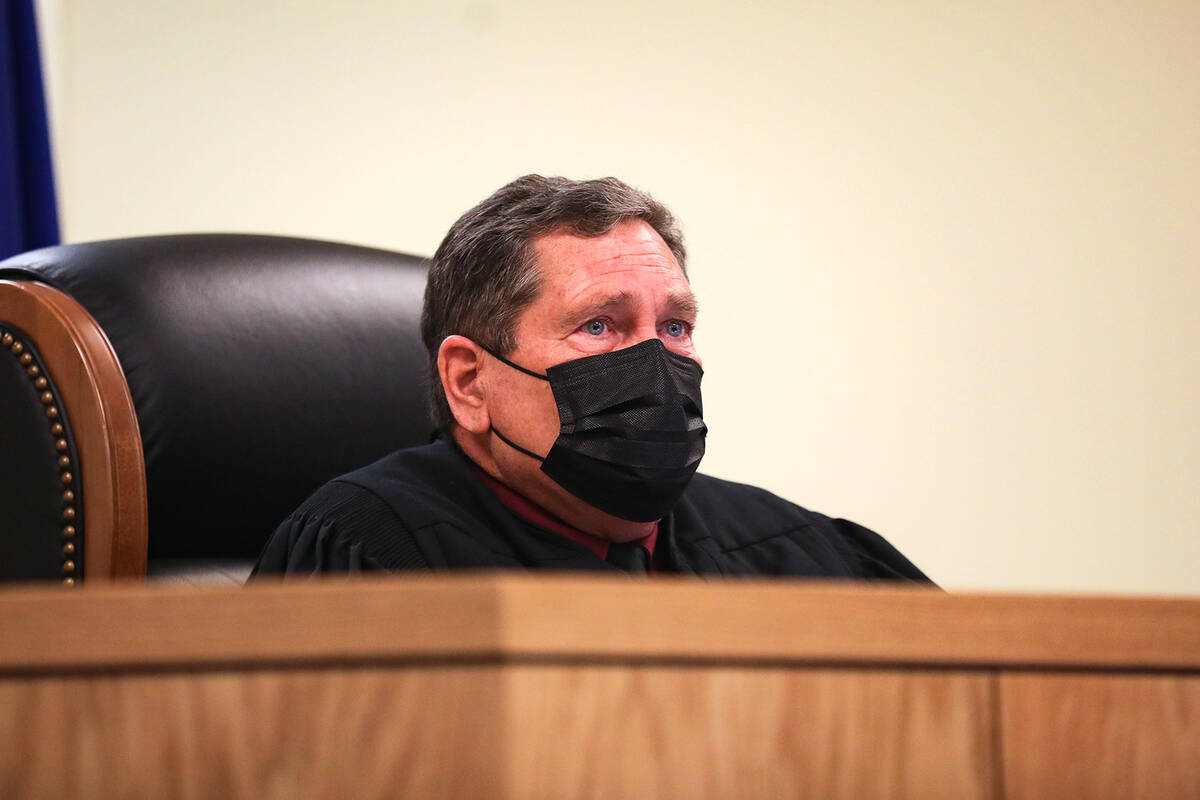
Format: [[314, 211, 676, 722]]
[[556, 292, 634, 328], [666, 291, 700, 319]]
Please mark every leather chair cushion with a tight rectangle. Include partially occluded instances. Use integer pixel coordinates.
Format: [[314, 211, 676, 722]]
[[0, 334, 70, 578]]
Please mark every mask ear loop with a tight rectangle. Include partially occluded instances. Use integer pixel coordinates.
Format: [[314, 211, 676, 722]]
[[479, 345, 550, 381], [490, 425, 545, 462], [477, 344, 550, 462]]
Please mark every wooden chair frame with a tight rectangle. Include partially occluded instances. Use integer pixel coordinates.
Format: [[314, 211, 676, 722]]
[[0, 279, 148, 580]]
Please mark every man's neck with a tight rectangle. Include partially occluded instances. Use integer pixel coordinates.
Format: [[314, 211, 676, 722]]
[[450, 425, 656, 543]]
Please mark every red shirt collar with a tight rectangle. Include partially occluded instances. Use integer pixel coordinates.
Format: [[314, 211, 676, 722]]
[[476, 469, 657, 564]]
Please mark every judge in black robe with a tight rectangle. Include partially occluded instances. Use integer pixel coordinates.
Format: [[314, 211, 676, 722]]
[[254, 175, 930, 583]]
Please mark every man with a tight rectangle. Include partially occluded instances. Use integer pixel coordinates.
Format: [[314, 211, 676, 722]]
[[253, 175, 928, 580]]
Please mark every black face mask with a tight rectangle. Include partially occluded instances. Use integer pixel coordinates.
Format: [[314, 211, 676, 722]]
[[484, 338, 707, 522]]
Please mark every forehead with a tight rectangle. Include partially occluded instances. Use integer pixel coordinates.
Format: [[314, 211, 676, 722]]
[[530, 219, 688, 301]]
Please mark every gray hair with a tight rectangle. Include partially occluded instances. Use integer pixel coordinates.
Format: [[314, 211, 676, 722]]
[[420, 174, 687, 430]]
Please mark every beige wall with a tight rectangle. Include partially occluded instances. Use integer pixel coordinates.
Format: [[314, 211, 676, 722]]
[[38, 0, 1200, 594]]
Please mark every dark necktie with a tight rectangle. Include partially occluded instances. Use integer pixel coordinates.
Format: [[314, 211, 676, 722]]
[[605, 541, 649, 573]]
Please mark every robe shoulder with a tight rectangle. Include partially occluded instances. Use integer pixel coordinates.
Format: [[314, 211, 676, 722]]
[[250, 478, 427, 576], [675, 473, 931, 582], [252, 441, 542, 577]]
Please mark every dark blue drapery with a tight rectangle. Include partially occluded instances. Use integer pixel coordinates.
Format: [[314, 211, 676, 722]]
[[1, 0, 59, 259]]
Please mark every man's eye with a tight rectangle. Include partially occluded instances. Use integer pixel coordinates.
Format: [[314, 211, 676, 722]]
[[585, 319, 608, 336], [664, 320, 688, 337]]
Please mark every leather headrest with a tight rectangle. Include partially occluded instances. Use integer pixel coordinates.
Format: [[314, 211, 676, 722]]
[[1, 234, 430, 559]]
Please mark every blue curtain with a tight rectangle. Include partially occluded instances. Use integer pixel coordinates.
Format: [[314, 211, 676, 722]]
[[1, 0, 59, 259]]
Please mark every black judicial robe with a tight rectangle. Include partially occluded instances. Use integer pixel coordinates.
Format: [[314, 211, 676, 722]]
[[251, 439, 930, 581]]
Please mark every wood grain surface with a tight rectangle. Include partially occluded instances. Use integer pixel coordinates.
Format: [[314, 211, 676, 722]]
[[0, 666, 505, 800], [0, 662, 995, 800], [0, 579, 1197, 798], [506, 665, 997, 800], [0, 576, 1196, 672], [0, 279, 147, 579], [999, 673, 1200, 800]]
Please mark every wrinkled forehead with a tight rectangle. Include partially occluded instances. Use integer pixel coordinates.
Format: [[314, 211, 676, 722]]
[[529, 220, 687, 289]]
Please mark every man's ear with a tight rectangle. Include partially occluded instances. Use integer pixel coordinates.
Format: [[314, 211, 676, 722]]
[[438, 335, 491, 434]]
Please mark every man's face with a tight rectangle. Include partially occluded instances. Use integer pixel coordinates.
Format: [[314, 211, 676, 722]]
[[482, 218, 700, 535]]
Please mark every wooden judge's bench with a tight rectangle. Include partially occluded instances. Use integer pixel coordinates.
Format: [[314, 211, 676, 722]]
[[0, 575, 1197, 799]]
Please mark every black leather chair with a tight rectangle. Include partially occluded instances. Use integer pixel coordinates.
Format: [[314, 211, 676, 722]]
[[0, 234, 430, 584]]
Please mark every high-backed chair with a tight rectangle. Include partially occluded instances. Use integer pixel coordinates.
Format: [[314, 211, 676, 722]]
[[0, 234, 430, 584]]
